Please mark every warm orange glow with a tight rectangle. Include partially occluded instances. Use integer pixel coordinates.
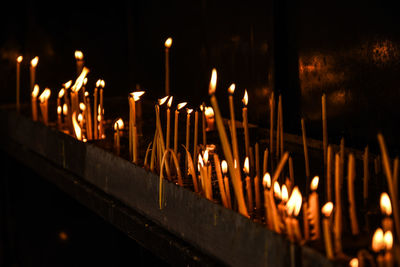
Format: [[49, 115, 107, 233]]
[[177, 102, 187, 110], [79, 103, 86, 111], [72, 112, 82, 141], [198, 154, 204, 167], [199, 104, 204, 112], [242, 90, 248, 106], [58, 88, 65, 98], [281, 185, 288, 203], [321, 202, 334, 217], [59, 231, 68, 241], [131, 91, 145, 101], [83, 77, 88, 85], [71, 67, 89, 92], [165, 37, 172, 48], [39, 88, 51, 103], [204, 106, 214, 117], [32, 84, 39, 98], [99, 79, 105, 88], [167, 96, 173, 108], [349, 258, 359, 267], [17, 56, 23, 63], [384, 231, 393, 250], [208, 68, 217, 95], [203, 149, 209, 164], [380, 192, 392, 216], [228, 83, 236, 94], [30, 56, 38, 67], [263, 173, 271, 189], [273, 181, 281, 200], [64, 80, 72, 89], [84, 91, 89, 97], [286, 187, 302, 217], [57, 106, 62, 115], [243, 157, 249, 174], [221, 160, 228, 174], [96, 79, 102, 88], [114, 118, 124, 130], [77, 113, 83, 123], [63, 104, 68, 115], [158, 96, 169, 105], [74, 50, 84, 60], [310, 176, 319, 191], [372, 228, 384, 252], [187, 108, 193, 114]]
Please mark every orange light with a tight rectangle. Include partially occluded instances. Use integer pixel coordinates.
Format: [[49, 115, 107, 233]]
[[77, 113, 83, 123], [384, 231, 393, 250], [84, 91, 89, 97], [221, 160, 228, 174], [74, 50, 84, 60], [198, 154, 204, 167], [208, 68, 217, 95], [310, 176, 319, 191], [349, 258, 359, 267], [263, 173, 271, 189], [203, 149, 209, 164], [158, 96, 169, 105], [64, 80, 72, 89], [30, 56, 38, 67], [204, 106, 214, 117], [187, 108, 193, 114], [380, 192, 392, 216], [286, 186, 302, 216], [39, 88, 51, 103], [57, 106, 62, 115], [372, 228, 384, 253], [243, 157, 250, 174], [58, 88, 65, 98], [83, 77, 87, 85], [79, 103, 86, 111], [63, 104, 68, 115], [273, 181, 281, 200], [72, 112, 82, 141], [281, 185, 288, 203], [321, 202, 334, 217], [71, 67, 89, 92], [228, 83, 236, 94], [131, 91, 145, 101], [177, 102, 187, 110], [114, 118, 124, 130], [167, 96, 173, 108], [17, 56, 23, 63], [59, 231, 68, 241], [242, 90, 248, 106], [96, 79, 102, 88], [32, 84, 39, 98], [165, 37, 172, 48], [99, 80, 105, 88]]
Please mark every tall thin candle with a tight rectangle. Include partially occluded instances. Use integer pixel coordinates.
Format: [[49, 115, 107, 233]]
[[174, 102, 187, 155], [16, 56, 23, 112], [164, 38, 172, 96], [242, 90, 250, 158], [30, 56, 38, 92]]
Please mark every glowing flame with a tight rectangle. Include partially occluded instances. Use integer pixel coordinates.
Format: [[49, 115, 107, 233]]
[[203, 149, 209, 164], [234, 160, 237, 169], [78, 113, 83, 123], [84, 91, 89, 97], [228, 83, 236, 94], [167, 96, 173, 108], [58, 88, 65, 98], [63, 104, 68, 115], [74, 50, 84, 60], [263, 173, 271, 189], [242, 90, 248, 106], [96, 79, 102, 88], [204, 106, 214, 117], [57, 106, 62, 115], [30, 56, 38, 67], [221, 160, 228, 174], [165, 37, 172, 48], [286, 187, 302, 217], [198, 154, 204, 167], [99, 80, 105, 88], [187, 108, 193, 114], [72, 112, 82, 141], [71, 67, 90, 92], [243, 157, 250, 174], [372, 228, 384, 252], [39, 88, 51, 103], [281, 185, 288, 203], [208, 68, 217, 95], [199, 104, 204, 111], [380, 192, 392, 216], [131, 91, 145, 101], [83, 77, 87, 85], [349, 258, 359, 267], [17, 56, 23, 63], [384, 231, 393, 250], [310, 176, 319, 191], [158, 96, 169, 105], [177, 102, 187, 110], [32, 84, 39, 98], [114, 118, 124, 130], [321, 202, 334, 217], [64, 80, 72, 89], [79, 103, 86, 111], [274, 181, 281, 199]]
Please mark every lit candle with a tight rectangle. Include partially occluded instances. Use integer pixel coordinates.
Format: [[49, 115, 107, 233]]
[[85, 93, 93, 140], [30, 56, 38, 92], [174, 102, 187, 155], [242, 89, 250, 158], [383, 231, 393, 267], [221, 160, 232, 209], [99, 79, 105, 138], [164, 37, 172, 96], [166, 96, 173, 150], [16, 56, 23, 112], [372, 228, 385, 267], [114, 118, 124, 156], [321, 202, 334, 260], [74, 50, 84, 76], [228, 84, 240, 174], [94, 81, 99, 139], [200, 104, 207, 145], [347, 153, 359, 235], [78, 113, 84, 131], [286, 186, 302, 242], [349, 258, 358, 267], [185, 108, 193, 171], [263, 173, 274, 230], [38, 88, 51, 125], [57, 105, 62, 129], [308, 176, 321, 240], [244, 157, 253, 213], [213, 154, 228, 208], [62, 103, 68, 127], [208, 68, 248, 217], [72, 112, 82, 140], [201, 150, 213, 200], [204, 106, 215, 131], [322, 94, 328, 166], [380, 192, 393, 232], [254, 149, 261, 214], [31, 84, 39, 121], [334, 153, 342, 254], [130, 91, 145, 163], [71, 67, 89, 117], [63, 81, 73, 133]]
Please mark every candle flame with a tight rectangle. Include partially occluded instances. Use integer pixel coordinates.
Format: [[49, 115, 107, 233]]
[[74, 50, 84, 60], [96, 79, 102, 88], [131, 91, 145, 101], [114, 118, 124, 130], [228, 83, 236, 94], [349, 258, 359, 267], [177, 102, 187, 110], [83, 77, 88, 85], [79, 103, 86, 111], [85, 91, 89, 97], [58, 88, 65, 98], [321, 202, 334, 217], [165, 37, 172, 48], [310, 176, 319, 191], [17, 56, 23, 63], [208, 68, 217, 95], [281, 185, 288, 203], [39, 88, 51, 103], [221, 160, 228, 174], [72, 112, 82, 141], [167, 96, 173, 108], [204, 106, 214, 117], [32, 84, 39, 98], [286, 186, 302, 217], [71, 67, 90, 92], [372, 228, 384, 252], [57, 106, 62, 115], [64, 80, 72, 89], [380, 192, 392, 216], [243, 157, 249, 174], [187, 108, 193, 114], [273, 181, 281, 200], [78, 113, 83, 123], [198, 154, 204, 167], [30, 56, 38, 67], [203, 149, 209, 164], [63, 104, 68, 115], [99, 79, 105, 88], [384, 231, 393, 250], [158, 96, 169, 105], [199, 104, 204, 111], [242, 90, 248, 106], [263, 173, 271, 189]]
